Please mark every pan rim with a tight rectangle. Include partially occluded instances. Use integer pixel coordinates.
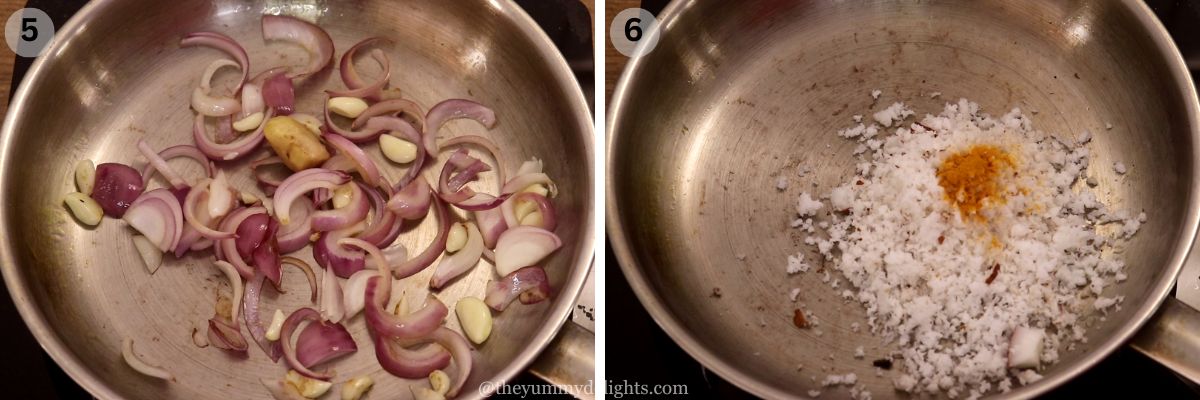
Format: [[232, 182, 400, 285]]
[[0, 0, 595, 399], [604, 0, 1200, 398]]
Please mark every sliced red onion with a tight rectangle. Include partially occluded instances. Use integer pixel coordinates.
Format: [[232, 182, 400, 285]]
[[263, 73, 295, 116], [274, 168, 351, 225], [373, 335, 451, 379], [174, 222, 204, 258], [277, 201, 315, 254], [321, 153, 356, 173], [250, 66, 289, 86], [261, 15, 334, 78], [183, 179, 235, 240], [282, 256, 319, 303], [240, 82, 264, 120], [427, 327, 473, 397], [441, 134, 507, 186], [214, 115, 237, 144], [93, 163, 145, 218], [352, 98, 425, 130], [140, 145, 215, 185], [218, 206, 268, 279], [437, 148, 509, 211], [124, 189, 183, 251], [511, 192, 557, 231], [312, 183, 369, 232], [253, 218, 282, 287], [313, 226, 365, 278], [244, 274, 283, 362], [235, 213, 270, 260], [334, 37, 390, 100], [191, 59, 242, 117], [193, 111, 270, 161], [387, 178, 431, 220], [329, 49, 389, 100], [501, 172, 557, 197], [250, 156, 287, 195], [370, 117, 426, 187], [137, 139, 187, 190], [319, 264, 345, 323], [363, 276, 447, 339], [322, 132, 382, 187], [390, 194, 451, 279], [342, 269, 378, 319], [295, 319, 356, 368], [485, 266, 551, 311], [357, 183, 401, 248], [494, 226, 562, 276], [424, 99, 496, 155], [430, 222, 483, 289], [474, 207, 508, 249], [180, 31, 249, 91], [280, 307, 333, 379], [208, 316, 249, 352]]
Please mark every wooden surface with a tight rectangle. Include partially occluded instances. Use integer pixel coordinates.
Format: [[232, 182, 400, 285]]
[[0, 1, 24, 116], [605, 0, 639, 102]]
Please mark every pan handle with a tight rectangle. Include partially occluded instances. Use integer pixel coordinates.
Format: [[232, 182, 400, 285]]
[[528, 321, 595, 399], [1130, 297, 1200, 383]]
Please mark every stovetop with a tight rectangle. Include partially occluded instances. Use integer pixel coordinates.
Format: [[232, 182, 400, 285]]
[[0, 1, 590, 399], [606, 0, 1200, 398]]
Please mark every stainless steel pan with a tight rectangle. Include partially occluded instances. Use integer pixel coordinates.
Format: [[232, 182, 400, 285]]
[[608, 0, 1200, 398], [0, 1, 594, 399]]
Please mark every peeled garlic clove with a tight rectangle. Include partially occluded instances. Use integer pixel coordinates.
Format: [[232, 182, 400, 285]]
[[240, 191, 260, 205], [520, 211, 544, 227], [446, 223, 468, 253], [340, 375, 374, 400], [233, 111, 265, 132], [1008, 326, 1045, 369], [75, 159, 95, 194], [456, 297, 492, 344], [514, 198, 538, 221], [266, 309, 285, 341], [411, 386, 445, 400], [328, 97, 370, 118], [430, 370, 451, 395], [521, 183, 549, 197], [332, 184, 354, 209], [379, 134, 418, 164], [286, 370, 332, 398], [63, 192, 103, 226]]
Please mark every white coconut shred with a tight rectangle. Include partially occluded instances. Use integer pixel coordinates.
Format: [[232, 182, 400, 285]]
[[785, 98, 1144, 399]]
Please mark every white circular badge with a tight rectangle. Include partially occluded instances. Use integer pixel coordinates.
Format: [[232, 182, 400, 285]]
[[610, 8, 660, 58]]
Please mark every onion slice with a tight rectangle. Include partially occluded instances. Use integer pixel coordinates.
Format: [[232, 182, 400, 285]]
[[283, 256, 319, 303], [474, 207, 508, 249], [261, 15, 334, 78], [485, 266, 551, 311], [274, 168, 351, 224], [391, 193, 451, 279], [342, 269, 378, 319], [208, 316, 249, 352], [137, 139, 188, 190], [263, 73, 295, 116], [280, 307, 334, 379], [430, 222, 483, 289], [194, 110, 272, 161], [322, 132, 382, 188], [387, 178, 432, 220], [373, 336, 451, 379], [277, 201, 315, 254], [494, 226, 562, 276], [334, 37, 391, 100], [244, 274, 283, 362], [295, 319, 357, 368], [180, 31, 249, 91], [218, 206, 268, 279], [124, 189, 183, 251], [183, 179, 235, 240], [424, 99, 496, 155], [122, 338, 174, 381], [319, 264, 345, 323], [140, 145, 215, 185], [313, 226, 366, 278]]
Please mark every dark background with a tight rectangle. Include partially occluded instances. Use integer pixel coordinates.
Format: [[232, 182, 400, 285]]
[[605, 0, 1200, 399], [0, 0, 591, 399]]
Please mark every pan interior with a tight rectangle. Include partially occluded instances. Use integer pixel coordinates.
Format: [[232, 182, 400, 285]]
[[1, 1, 592, 399], [610, 0, 1194, 398]]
